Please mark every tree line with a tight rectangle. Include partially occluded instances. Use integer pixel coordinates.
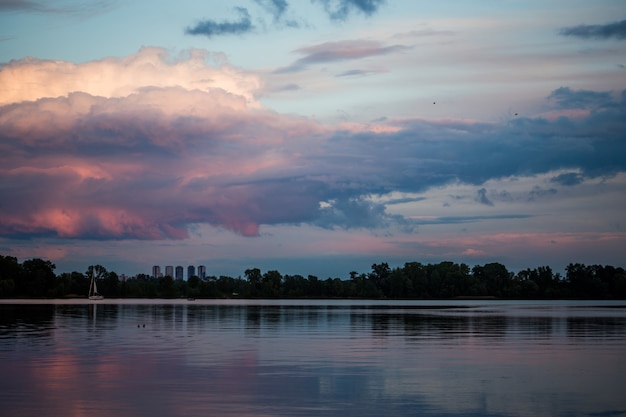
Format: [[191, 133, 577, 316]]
[[1, 254, 625, 299]]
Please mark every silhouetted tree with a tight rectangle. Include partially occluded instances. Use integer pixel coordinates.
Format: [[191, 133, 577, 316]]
[[245, 268, 262, 296], [159, 275, 176, 298], [18, 258, 56, 297], [1, 252, 625, 299], [0, 255, 20, 297], [262, 270, 282, 297]]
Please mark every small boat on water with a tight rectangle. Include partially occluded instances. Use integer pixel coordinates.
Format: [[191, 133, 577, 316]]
[[88, 272, 104, 300]]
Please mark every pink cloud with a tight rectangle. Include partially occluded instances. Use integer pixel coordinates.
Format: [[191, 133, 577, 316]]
[[275, 40, 411, 73], [462, 248, 488, 257], [1, 49, 625, 253], [0, 71, 331, 238], [0, 47, 261, 106]]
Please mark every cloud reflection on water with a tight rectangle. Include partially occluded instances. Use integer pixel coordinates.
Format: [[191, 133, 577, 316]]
[[1, 301, 625, 417]]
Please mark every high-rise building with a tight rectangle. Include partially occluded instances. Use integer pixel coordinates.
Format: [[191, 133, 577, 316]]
[[165, 265, 173, 277], [187, 265, 196, 280], [197, 265, 206, 280], [152, 265, 161, 279], [175, 266, 184, 280]]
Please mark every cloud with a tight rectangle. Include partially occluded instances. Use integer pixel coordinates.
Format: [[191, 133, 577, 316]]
[[0, 88, 322, 238], [527, 186, 557, 201], [475, 188, 494, 206], [314, 0, 386, 21], [0, 0, 114, 16], [275, 83, 301, 91], [559, 19, 626, 40], [275, 40, 409, 73], [0, 46, 261, 106], [315, 198, 411, 231], [0, 0, 43, 11], [1, 50, 626, 241], [393, 28, 457, 39], [185, 7, 253, 38], [411, 215, 532, 226], [548, 86, 614, 109], [550, 172, 583, 186], [183, 0, 385, 39], [336, 68, 387, 77], [253, 0, 288, 21]]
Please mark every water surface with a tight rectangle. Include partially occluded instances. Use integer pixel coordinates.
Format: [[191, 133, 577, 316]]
[[1, 299, 625, 417]]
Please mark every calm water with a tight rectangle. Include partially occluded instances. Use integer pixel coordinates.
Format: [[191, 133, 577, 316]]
[[1, 299, 625, 417]]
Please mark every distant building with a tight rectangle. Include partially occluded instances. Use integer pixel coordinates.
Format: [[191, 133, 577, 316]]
[[175, 266, 184, 281], [187, 265, 196, 280], [165, 265, 173, 278], [197, 265, 206, 280], [152, 265, 161, 279]]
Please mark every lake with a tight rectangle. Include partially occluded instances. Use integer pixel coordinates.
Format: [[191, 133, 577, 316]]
[[1, 299, 625, 417]]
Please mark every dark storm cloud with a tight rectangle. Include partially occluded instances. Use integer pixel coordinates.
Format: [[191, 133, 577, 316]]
[[185, 7, 253, 37], [548, 86, 614, 109], [275, 40, 409, 73], [550, 172, 584, 186], [319, 87, 626, 196], [183, 0, 385, 38], [385, 196, 426, 205], [559, 19, 626, 40], [315, 198, 411, 230], [475, 188, 494, 206], [1, 83, 625, 240], [314, 0, 386, 21]]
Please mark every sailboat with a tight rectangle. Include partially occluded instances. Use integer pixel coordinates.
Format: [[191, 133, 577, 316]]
[[88, 272, 104, 300]]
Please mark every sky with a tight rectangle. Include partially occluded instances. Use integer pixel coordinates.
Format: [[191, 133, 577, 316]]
[[1, 0, 625, 279]]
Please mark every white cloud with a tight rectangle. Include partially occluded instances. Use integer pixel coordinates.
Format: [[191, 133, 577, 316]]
[[0, 47, 261, 106]]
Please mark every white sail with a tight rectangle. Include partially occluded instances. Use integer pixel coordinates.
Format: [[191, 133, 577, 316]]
[[88, 271, 104, 300]]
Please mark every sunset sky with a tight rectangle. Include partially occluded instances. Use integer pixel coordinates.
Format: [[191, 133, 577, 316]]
[[1, 0, 625, 279]]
